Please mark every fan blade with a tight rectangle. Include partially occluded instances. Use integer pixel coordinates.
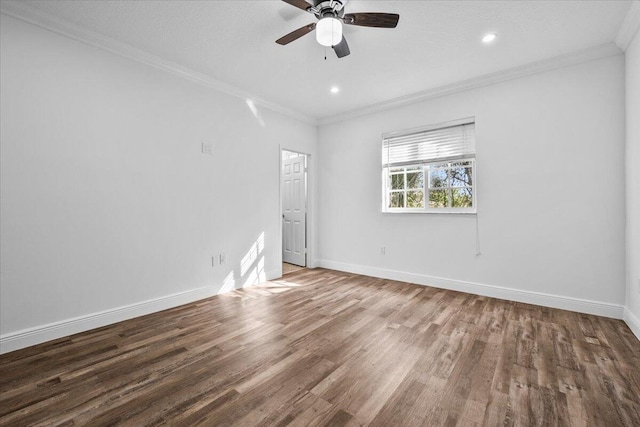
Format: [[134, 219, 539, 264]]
[[281, 0, 312, 12], [276, 23, 316, 45], [343, 13, 399, 28], [333, 36, 350, 58]]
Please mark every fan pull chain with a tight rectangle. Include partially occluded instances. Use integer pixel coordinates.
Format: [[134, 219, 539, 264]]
[[324, 46, 327, 61]]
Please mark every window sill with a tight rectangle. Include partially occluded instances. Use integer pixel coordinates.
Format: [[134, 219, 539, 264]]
[[382, 210, 477, 215]]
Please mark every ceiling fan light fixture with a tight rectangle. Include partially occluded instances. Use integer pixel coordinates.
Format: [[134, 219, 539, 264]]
[[316, 17, 342, 47]]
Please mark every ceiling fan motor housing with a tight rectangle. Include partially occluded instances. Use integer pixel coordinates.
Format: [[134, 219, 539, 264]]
[[314, 1, 346, 9], [314, 0, 346, 19]]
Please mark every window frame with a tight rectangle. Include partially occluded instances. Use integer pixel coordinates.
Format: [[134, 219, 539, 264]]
[[387, 165, 426, 210], [381, 118, 477, 214]]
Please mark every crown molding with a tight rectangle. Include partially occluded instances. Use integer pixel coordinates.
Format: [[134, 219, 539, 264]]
[[1, 0, 629, 129], [616, 1, 640, 51], [318, 42, 622, 126], [0, 1, 317, 126]]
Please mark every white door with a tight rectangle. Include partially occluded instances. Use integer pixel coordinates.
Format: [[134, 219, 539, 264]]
[[282, 154, 306, 266]]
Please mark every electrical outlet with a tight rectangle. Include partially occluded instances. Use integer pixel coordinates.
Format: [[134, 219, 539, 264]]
[[211, 256, 216, 267], [380, 246, 386, 255], [201, 141, 213, 155], [219, 253, 226, 265]]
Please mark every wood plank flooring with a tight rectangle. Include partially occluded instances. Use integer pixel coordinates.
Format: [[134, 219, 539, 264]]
[[1, 268, 639, 426], [282, 263, 305, 275]]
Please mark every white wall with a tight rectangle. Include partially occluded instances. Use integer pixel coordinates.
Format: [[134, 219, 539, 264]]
[[624, 29, 640, 337], [317, 55, 626, 316], [0, 15, 317, 352], [1, 11, 634, 353]]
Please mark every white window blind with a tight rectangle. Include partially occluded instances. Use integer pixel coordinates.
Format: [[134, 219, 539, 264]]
[[383, 121, 476, 167], [381, 118, 477, 213]]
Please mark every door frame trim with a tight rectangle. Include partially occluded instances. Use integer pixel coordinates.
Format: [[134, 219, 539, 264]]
[[279, 147, 312, 276]]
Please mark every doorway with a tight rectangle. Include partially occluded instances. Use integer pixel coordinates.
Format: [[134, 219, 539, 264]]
[[281, 150, 308, 269]]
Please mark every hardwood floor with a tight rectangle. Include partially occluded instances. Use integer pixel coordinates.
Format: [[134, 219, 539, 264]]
[[282, 262, 305, 275], [1, 268, 639, 426]]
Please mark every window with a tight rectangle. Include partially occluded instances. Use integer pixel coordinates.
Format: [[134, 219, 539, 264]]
[[382, 118, 476, 213]]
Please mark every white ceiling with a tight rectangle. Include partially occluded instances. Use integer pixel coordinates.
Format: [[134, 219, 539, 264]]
[[2, 1, 633, 121]]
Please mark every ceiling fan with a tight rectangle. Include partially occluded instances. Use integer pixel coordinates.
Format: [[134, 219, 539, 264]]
[[276, 0, 400, 58]]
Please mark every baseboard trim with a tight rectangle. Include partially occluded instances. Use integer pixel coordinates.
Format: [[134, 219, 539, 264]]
[[2, 264, 631, 354], [264, 269, 282, 283], [0, 266, 287, 355], [623, 307, 640, 341], [0, 286, 221, 354], [316, 259, 625, 319]]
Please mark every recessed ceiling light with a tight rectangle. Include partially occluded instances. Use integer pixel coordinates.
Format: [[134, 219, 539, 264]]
[[330, 86, 340, 94], [482, 33, 497, 43]]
